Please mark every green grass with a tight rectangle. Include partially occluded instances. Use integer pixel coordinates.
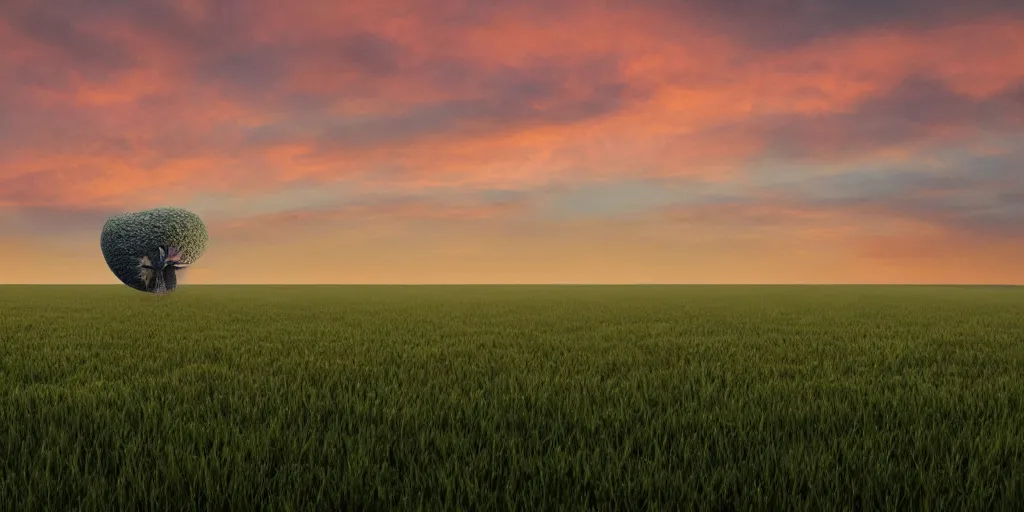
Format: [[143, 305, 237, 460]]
[[1, 285, 1022, 511]]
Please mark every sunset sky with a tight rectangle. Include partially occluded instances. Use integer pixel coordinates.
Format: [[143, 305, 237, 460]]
[[1, 0, 1022, 284]]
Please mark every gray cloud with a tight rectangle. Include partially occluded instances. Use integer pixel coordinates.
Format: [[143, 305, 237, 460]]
[[675, 75, 1024, 163], [0, 0, 140, 79], [661, 149, 1024, 240], [238, 56, 639, 151], [653, 0, 1024, 49], [336, 32, 405, 76], [0, 204, 125, 236]]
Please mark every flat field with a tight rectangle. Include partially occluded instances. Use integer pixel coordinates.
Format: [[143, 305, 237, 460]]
[[0, 285, 1022, 510]]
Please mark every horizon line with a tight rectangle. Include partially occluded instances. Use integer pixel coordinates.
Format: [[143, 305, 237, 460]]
[[0, 283, 1020, 287]]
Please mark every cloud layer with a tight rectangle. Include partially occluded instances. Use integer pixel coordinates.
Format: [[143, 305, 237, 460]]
[[1, 0, 1022, 283]]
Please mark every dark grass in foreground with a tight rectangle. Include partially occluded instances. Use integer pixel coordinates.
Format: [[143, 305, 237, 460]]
[[0, 285, 1022, 510]]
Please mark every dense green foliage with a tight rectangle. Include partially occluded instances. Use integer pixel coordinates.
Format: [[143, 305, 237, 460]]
[[100, 207, 209, 291], [1, 285, 1022, 510]]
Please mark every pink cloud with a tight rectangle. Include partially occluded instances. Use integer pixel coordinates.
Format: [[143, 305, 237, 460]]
[[1, 0, 1022, 283]]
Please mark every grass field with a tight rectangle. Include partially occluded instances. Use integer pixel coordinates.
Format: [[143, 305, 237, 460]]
[[0, 285, 1022, 510]]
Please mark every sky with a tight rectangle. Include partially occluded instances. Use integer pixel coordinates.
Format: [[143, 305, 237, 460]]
[[0, 0, 1022, 284]]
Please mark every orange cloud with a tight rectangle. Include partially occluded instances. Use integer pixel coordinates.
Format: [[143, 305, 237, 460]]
[[1, 0, 1022, 283]]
